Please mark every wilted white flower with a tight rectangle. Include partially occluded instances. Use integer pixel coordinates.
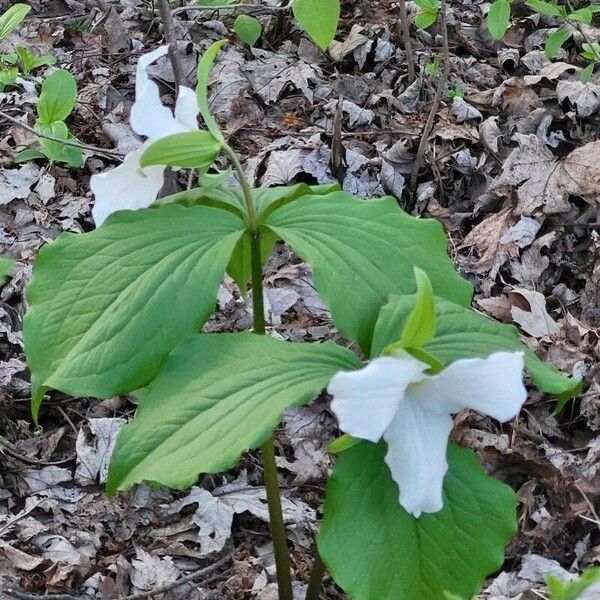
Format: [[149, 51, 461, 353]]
[[90, 46, 199, 226], [328, 351, 526, 517]]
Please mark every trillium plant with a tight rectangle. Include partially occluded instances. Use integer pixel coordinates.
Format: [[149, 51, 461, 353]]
[[23, 42, 580, 600]]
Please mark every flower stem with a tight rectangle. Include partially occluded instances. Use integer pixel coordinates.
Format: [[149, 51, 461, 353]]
[[226, 142, 294, 600], [305, 551, 326, 600]]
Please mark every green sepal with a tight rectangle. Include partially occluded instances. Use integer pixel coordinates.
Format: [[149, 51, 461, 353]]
[[140, 131, 222, 169], [372, 294, 581, 408], [196, 40, 228, 142]]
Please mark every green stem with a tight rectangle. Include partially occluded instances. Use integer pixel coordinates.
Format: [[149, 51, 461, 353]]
[[222, 143, 258, 233], [305, 550, 326, 600], [226, 142, 294, 600], [261, 436, 295, 600]]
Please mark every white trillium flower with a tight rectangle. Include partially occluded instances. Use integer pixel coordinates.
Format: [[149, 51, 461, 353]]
[[328, 351, 527, 518], [91, 45, 200, 226]]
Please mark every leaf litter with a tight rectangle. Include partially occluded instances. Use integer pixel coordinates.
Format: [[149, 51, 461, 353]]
[[1, 0, 600, 597]]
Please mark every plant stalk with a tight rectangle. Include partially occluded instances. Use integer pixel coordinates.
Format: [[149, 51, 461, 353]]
[[227, 143, 294, 600], [409, 0, 450, 202], [398, 0, 416, 84], [305, 551, 326, 600]]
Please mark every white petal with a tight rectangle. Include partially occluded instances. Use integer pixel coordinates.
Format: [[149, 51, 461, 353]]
[[328, 356, 427, 443], [91, 145, 165, 226], [174, 86, 200, 131], [412, 352, 527, 423], [130, 45, 186, 140], [383, 400, 453, 517]]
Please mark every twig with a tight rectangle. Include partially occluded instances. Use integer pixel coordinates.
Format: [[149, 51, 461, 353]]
[[409, 0, 451, 202], [156, 0, 188, 91], [398, 0, 416, 84], [172, 2, 289, 16], [2, 551, 233, 600], [0, 112, 124, 159], [0, 499, 45, 539]]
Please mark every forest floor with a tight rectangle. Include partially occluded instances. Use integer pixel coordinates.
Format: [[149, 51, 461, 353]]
[[1, 0, 600, 598]]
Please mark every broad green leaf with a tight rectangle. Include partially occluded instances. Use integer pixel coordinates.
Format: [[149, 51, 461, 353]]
[[415, 8, 439, 28], [0, 3, 30, 41], [580, 62, 595, 84], [545, 27, 572, 59], [487, 0, 511, 40], [196, 40, 228, 142], [371, 294, 580, 406], [36, 121, 83, 167], [397, 267, 435, 350], [265, 192, 473, 354], [37, 69, 77, 125], [234, 14, 262, 46], [547, 567, 600, 600], [568, 7, 593, 24], [107, 333, 360, 493], [140, 131, 222, 169], [14, 148, 46, 162], [319, 442, 517, 600], [0, 256, 14, 283], [0, 66, 18, 89], [24, 205, 245, 420], [292, 0, 340, 50], [16, 47, 55, 75], [526, 0, 565, 17]]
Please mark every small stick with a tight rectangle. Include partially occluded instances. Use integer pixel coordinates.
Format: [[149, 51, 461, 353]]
[[0, 111, 124, 159], [409, 0, 450, 201], [156, 0, 189, 91], [172, 2, 289, 16], [398, 0, 416, 84]]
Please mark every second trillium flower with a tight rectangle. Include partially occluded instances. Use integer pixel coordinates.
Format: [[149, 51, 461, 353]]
[[328, 351, 527, 518], [90, 46, 200, 226]]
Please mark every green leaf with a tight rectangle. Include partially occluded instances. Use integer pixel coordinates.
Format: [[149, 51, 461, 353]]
[[14, 148, 46, 162], [396, 267, 435, 350], [0, 66, 18, 89], [0, 3, 31, 41], [265, 192, 473, 355], [16, 46, 55, 75], [487, 0, 511, 40], [107, 332, 360, 493], [292, 0, 341, 50], [545, 27, 572, 59], [0, 256, 14, 283], [233, 14, 262, 46], [327, 434, 359, 454], [568, 7, 593, 25], [319, 442, 517, 600], [547, 567, 600, 600], [371, 294, 580, 406], [580, 62, 595, 84], [140, 131, 222, 169], [35, 121, 83, 167], [24, 205, 245, 421], [196, 40, 228, 143], [37, 69, 77, 125], [526, 0, 565, 17], [415, 8, 439, 28]]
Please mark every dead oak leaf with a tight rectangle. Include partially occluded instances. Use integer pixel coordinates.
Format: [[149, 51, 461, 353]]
[[491, 134, 600, 214]]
